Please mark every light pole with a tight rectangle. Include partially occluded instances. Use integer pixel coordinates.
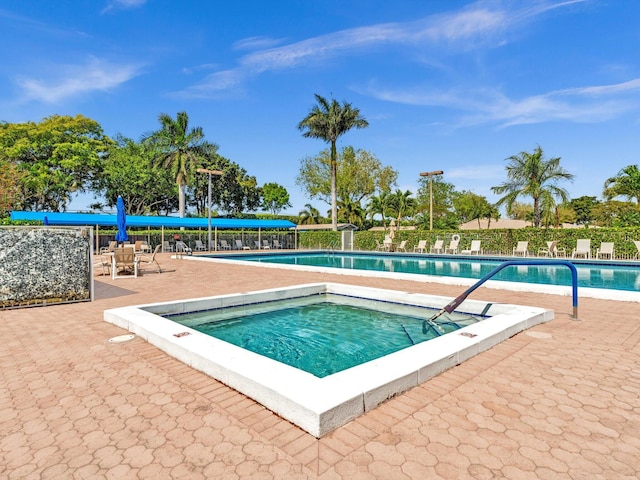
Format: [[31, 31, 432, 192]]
[[419, 170, 444, 231], [196, 168, 223, 251]]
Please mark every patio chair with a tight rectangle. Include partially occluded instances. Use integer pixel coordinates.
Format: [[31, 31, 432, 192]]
[[235, 239, 250, 250], [396, 240, 407, 252], [138, 244, 162, 273], [461, 240, 482, 255], [383, 236, 393, 252], [162, 240, 173, 253], [634, 240, 640, 259], [111, 246, 138, 279], [596, 242, 614, 260], [93, 252, 111, 276], [262, 239, 271, 250], [100, 240, 117, 254], [539, 240, 557, 257], [194, 240, 207, 251], [512, 241, 529, 257], [445, 238, 460, 254], [429, 239, 444, 254], [272, 239, 284, 249], [413, 240, 427, 253], [254, 240, 261, 249], [220, 240, 232, 250], [572, 239, 591, 259], [375, 240, 385, 251], [175, 241, 192, 256]]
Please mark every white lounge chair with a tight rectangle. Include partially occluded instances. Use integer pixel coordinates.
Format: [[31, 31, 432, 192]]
[[235, 239, 250, 250], [272, 239, 284, 249], [162, 240, 173, 253], [175, 241, 192, 256], [262, 239, 271, 250], [461, 240, 482, 255], [572, 239, 591, 259], [596, 242, 614, 259], [513, 241, 528, 257], [194, 240, 207, 251], [430, 239, 444, 254], [220, 240, 232, 250], [413, 240, 427, 253], [396, 240, 407, 252], [634, 240, 640, 259], [445, 238, 459, 254]]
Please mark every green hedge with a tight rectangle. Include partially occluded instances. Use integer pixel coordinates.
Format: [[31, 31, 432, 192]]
[[299, 227, 640, 258]]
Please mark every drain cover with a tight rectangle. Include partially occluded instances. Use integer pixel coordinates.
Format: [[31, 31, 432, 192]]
[[108, 334, 136, 343]]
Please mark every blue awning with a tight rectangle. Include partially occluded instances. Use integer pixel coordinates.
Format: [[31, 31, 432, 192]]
[[10, 211, 296, 229]]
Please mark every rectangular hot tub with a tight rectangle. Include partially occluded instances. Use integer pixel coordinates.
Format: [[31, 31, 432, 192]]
[[104, 283, 553, 437]]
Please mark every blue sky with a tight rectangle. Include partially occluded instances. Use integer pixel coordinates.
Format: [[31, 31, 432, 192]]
[[2, 0, 639, 215]]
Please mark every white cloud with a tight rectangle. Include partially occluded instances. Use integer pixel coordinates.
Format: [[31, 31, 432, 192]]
[[178, 0, 580, 98], [16, 57, 143, 103], [101, 0, 147, 14]]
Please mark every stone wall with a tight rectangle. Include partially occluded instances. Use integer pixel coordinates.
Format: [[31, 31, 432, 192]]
[[0, 226, 93, 309]]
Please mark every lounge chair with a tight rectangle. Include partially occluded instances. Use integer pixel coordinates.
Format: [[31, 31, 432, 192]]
[[513, 241, 529, 257], [162, 240, 173, 253], [634, 240, 640, 259], [572, 239, 591, 259], [413, 240, 427, 253], [175, 241, 192, 256], [194, 240, 207, 251], [461, 240, 482, 255], [445, 238, 460, 254], [272, 239, 284, 249], [430, 239, 444, 254], [235, 239, 250, 250], [254, 240, 261, 249], [596, 242, 614, 259], [262, 239, 271, 250], [111, 246, 138, 279], [220, 240, 232, 250], [138, 244, 162, 273], [396, 240, 407, 252]]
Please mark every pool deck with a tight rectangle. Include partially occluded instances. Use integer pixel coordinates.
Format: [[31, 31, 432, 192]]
[[2, 252, 639, 479]]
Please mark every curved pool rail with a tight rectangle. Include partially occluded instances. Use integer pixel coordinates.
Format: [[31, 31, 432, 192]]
[[428, 260, 579, 323]]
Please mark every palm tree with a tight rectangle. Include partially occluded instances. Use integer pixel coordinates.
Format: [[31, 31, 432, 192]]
[[298, 94, 369, 230], [388, 189, 416, 226], [298, 203, 321, 225], [367, 191, 392, 228], [491, 146, 574, 227], [337, 197, 364, 227], [603, 164, 640, 209], [143, 111, 207, 217]]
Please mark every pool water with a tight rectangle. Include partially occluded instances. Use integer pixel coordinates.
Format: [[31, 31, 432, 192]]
[[166, 293, 482, 378], [213, 252, 640, 292]]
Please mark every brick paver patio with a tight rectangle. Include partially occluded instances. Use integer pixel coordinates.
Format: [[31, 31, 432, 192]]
[[1, 253, 639, 479]]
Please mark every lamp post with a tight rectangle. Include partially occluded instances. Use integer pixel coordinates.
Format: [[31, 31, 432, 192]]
[[419, 170, 444, 231], [196, 168, 223, 251]]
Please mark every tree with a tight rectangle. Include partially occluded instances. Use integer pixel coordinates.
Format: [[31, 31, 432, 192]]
[[366, 191, 393, 228], [296, 146, 396, 214], [415, 176, 458, 229], [298, 94, 369, 230], [569, 196, 599, 225], [99, 135, 177, 215], [0, 115, 113, 211], [453, 191, 499, 228], [336, 197, 365, 226], [603, 165, 640, 209], [298, 203, 322, 225], [491, 146, 574, 227], [387, 189, 416, 226], [189, 151, 261, 216], [592, 200, 640, 227], [261, 183, 292, 214], [0, 160, 23, 216], [143, 111, 208, 217]]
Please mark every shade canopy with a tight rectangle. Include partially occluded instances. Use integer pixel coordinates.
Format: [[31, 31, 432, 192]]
[[11, 211, 297, 230]]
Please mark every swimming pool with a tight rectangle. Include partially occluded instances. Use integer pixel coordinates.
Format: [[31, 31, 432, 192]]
[[165, 293, 483, 378], [196, 251, 640, 300], [104, 283, 552, 437]]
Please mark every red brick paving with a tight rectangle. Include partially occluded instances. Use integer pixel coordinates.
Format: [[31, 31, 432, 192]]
[[1, 252, 639, 479]]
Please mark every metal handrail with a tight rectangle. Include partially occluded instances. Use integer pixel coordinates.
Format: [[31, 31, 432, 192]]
[[427, 260, 579, 324]]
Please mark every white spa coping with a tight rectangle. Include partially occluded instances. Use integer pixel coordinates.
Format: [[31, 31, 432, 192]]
[[104, 283, 553, 437]]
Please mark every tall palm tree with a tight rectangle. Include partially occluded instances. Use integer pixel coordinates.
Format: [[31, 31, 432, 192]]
[[143, 111, 206, 217], [491, 146, 574, 227], [367, 191, 392, 228], [298, 94, 369, 230], [388, 189, 416, 226], [603, 164, 640, 209]]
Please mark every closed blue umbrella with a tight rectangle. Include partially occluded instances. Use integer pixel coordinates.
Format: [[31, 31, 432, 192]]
[[43, 215, 49, 226], [115, 196, 128, 245]]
